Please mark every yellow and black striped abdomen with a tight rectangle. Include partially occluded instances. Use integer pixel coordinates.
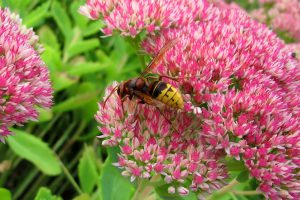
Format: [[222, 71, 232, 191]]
[[152, 81, 184, 109]]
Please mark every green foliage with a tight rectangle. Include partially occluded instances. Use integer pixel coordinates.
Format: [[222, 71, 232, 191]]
[[100, 148, 135, 200], [78, 146, 99, 193], [0, 188, 11, 200], [73, 194, 91, 200], [23, 1, 51, 27], [36, 107, 53, 123], [0, 0, 139, 199], [7, 129, 61, 176], [237, 171, 250, 183], [51, 1, 73, 44], [225, 158, 247, 172], [34, 187, 62, 200]]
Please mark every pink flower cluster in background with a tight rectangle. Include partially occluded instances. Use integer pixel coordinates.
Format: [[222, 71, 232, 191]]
[[215, 0, 300, 43], [209, 0, 244, 11], [81, 0, 300, 199], [0, 8, 52, 141], [251, 0, 300, 42]]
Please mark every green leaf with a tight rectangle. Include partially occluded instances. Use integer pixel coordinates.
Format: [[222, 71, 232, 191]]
[[3, 0, 36, 13], [0, 0, 5, 7], [52, 91, 98, 113], [225, 158, 247, 171], [0, 188, 11, 200], [7, 129, 61, 176], [181, 193, 198, 200], [1, 0, 21, 11], [82, 21, 105, 37], [67, 62, 109, 76], [52, 72, 78, 92], [229, 193, 239, 200], [78, 146, 99, 194], [73, 194, 91, 200], [70, 1, 89, 29], [110, 36, 129, 65], [95, 48, 112, 61], [51, 1, 73, 43], [39, 26, 60, 52], [67, 39, 100, 59], [23, 1, 51, 27], [41, 45, 63, 72], [77, 82, 99, 121], [207, 193, 232, 200], [236, 170, 249, 183], [5, 0, 33, 12], [17, 0, 32, 10], [36, 107, 53, 122], [100, 148, 134, 200], [34, 187, 62, 200]]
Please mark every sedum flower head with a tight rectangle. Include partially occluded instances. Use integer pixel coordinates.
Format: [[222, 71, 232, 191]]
[[93, 1, 300, 199], [141, 5, 300, 199], [0, 8, 52, 141], [79, 0, 208, 37], [96, 83, 228, 197]]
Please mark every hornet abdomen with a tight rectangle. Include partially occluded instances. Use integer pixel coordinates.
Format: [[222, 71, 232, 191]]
[[151, 81, 184, 109]]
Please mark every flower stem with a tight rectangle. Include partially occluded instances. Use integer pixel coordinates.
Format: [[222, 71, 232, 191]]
[[131, 175, 161, 200], [207, 179, 239, 200], [131, 179, 149, 200], [59, 157, 83, 194], [217, 179, 239, 194], [126, 37, 147, 68], [232, 190, 262, 195]]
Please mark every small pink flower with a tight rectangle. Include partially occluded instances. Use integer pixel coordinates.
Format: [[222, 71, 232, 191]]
[[121, 145, 132, 155], [0, 8, 52, 141], [177, 186, 189, 196], [168, 186, 176, 194]]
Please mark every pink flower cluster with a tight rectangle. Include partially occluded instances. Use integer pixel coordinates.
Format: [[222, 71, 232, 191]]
[[79, 0, 207, 37], [251, 0, 300, 42], [97, 83, 228, 198], [83, 0, 300, 199], [209, 0, 244, 11], [143, 7, 300, 198], [0, 8, 52, 141]]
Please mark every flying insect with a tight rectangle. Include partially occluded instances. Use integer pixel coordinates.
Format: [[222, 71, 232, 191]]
[[103, 38, 183, 110]]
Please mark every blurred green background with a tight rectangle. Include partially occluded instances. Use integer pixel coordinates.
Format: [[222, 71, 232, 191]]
[[0, 0, 141, 199], [0, 0, 287, 199]]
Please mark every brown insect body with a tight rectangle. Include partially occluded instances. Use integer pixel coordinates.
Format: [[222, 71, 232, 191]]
[[117, 77, 183, 109], [103, 38, 184, 109], [118, 77, 150, 100]]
